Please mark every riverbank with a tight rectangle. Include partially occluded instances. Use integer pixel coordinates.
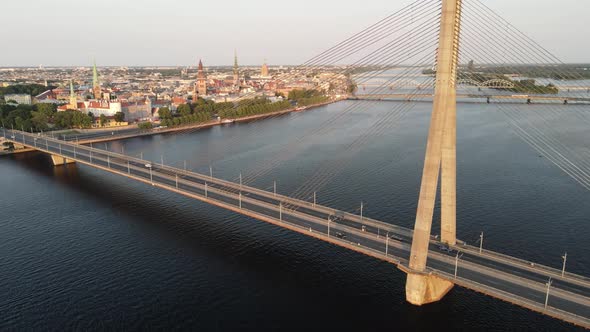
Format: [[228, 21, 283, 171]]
[[76, 98, 344, 144], [0, 97, 346, 154]]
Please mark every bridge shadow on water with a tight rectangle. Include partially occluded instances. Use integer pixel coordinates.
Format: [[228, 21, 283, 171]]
[[1, 151, 583, 331]]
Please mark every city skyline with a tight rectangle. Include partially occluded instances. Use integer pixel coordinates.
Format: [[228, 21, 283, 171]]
[[1, 0, 588, 67]]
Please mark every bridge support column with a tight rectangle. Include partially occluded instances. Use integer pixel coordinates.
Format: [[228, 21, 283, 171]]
[[441, 91, 457, 245], [51, 154, 75, 166], [406, 0, 462, 305], [406, 272, 454, 306]]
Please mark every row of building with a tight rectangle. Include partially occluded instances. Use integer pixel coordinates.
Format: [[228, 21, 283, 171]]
[[2, 53, 351, 126]]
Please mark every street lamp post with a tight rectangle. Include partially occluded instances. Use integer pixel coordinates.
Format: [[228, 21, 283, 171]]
[[562, 252, 567, 277], [327, 215, 330, 236], [454, 252, 463, 278], [385, 232, 389, 257], [479, 231, 484, 254], [313, 192, 316, 207], [209, 165, 213, 179], [273, 181, 277, 197], [360, 201, 363, 223], [545, 278, 553, 309], [279, 202, 282, 221]]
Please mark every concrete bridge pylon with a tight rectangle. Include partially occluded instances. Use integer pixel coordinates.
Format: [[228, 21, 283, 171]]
[[405, 0, 462, 305], [51, 154, 76, 166]]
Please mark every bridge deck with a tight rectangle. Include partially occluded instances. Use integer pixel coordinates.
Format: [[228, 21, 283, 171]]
[[3, 129, 590, 329], [350, 93, 590, 103]]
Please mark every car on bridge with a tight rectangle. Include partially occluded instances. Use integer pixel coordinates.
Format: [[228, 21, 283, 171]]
[[330, 211, 345, 223], [388, 233, 404, 242], [335, 232, 346, 239], [438, 245, 454, 253], [145, 163, 152, 168]]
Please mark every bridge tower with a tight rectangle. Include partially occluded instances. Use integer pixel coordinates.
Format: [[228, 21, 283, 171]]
[[405, 0, 462, 305]]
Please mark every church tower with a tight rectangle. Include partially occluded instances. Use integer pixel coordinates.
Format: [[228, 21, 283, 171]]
[[92, 60, 101, 99], [197, 59, 207, 97], [261, 59, 269, 77], [233, 50, 239, 87], [69, 80, 77, 109]]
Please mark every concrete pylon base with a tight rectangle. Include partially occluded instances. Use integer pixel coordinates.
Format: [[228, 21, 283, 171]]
[[51, 155, 76, 166], [405, 272, 454, 306]]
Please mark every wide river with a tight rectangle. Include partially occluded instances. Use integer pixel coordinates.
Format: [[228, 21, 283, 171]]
[[1, 100, 589, 331]]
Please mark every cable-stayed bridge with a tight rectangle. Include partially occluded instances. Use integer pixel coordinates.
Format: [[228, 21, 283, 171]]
[[3, 0, 590, 328], [3, 129, 590, 328]]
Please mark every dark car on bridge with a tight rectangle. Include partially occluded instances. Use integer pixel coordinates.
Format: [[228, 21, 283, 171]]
[[438, 245, 455, 254], [330, 211, 346, 223], [388, 233, 404, 242], [335, 232, 346, 239]]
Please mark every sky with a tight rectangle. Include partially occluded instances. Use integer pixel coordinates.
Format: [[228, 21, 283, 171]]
[[1, 0, 588, 67]]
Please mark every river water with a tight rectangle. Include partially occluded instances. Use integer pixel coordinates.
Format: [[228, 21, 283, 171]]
[[1, 100, 589, 331]]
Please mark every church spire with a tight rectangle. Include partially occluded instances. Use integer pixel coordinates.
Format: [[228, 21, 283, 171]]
[[92, 60, 98, 87], [92, 59, 101, 99], [195, 59, 207, 98], [261, 58, 269, 77], [233, 49, 239, 73], [69, 80, 77, 109], [233, 50, 239, 88]]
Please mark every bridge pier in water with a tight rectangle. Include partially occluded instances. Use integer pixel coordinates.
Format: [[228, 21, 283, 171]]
[[405, 272, 454, 306], [50, 154, 75, 166], [405, 0, 462, 305]]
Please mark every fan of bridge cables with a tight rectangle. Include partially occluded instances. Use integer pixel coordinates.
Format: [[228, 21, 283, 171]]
[[274, 0, 590, 215], [161, 0, 443, 185], [458, 0, 590, 191], [162, 0, 590, 212]]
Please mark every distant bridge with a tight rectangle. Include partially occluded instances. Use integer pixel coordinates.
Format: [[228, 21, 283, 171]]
[[362, 78, 517, 90], [350, 93, 590, 104], [457, 78, 515, 89]]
